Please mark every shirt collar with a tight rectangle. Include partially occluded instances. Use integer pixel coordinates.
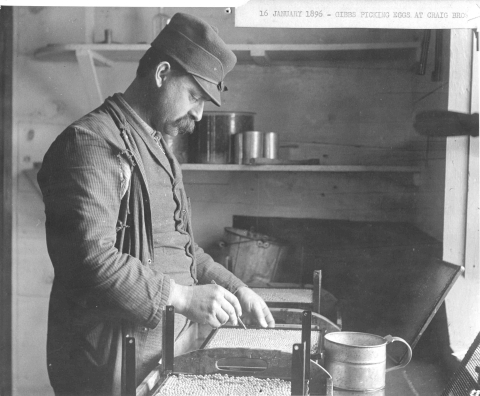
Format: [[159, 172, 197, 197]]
[[115, 93, 161, 140]]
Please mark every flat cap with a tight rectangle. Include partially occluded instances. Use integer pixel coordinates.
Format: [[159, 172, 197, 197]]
[[151, 12, 237, 106]]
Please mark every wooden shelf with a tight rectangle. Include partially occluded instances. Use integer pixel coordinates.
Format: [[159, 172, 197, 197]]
[[33, 41, 420, 108], [32, 42, 422, 182], [180, 164, 421, 173], [34, 42, 420, 66]]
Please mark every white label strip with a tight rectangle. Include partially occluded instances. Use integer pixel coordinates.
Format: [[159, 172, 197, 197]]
[[235, 0, 480, 29]]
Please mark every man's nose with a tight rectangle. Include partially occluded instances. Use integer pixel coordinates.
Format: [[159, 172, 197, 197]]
[[191, 101, 204, 122]]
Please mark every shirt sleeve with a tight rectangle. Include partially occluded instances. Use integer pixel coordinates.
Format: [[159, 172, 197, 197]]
[[38, 126, 170, 329], [194, 244, 247, 294]]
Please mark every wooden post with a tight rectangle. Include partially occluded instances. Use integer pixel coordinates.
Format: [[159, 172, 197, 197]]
[[162, 306, 175, 373], [444, 29, 480, 359], [0, 6, 13, 396], [125, 337, 136, 396], [313, 270, 321, 314], [301, 310, 311, 381], [291, 342, 306, 396]]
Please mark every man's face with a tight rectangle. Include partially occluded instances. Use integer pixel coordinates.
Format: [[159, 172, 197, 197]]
[[152, 69, 209, 137]]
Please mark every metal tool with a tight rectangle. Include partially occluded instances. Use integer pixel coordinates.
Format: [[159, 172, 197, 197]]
[[237, 315, 248, 330], [211, 280, 247, 329]]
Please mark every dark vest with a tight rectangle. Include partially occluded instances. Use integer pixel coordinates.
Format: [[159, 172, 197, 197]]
[[125, 106, 195, 287]]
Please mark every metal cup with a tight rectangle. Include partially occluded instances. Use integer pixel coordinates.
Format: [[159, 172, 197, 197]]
[[242, 131, 264, 164], [264, 132, 279, 159], [324, 332, 412, 392]]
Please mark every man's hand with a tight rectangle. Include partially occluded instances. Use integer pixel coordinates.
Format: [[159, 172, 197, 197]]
[[169, 283, 242, 328], [235, 287, 275, 328]]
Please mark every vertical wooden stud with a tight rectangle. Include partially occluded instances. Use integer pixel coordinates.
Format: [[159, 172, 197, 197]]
[[313, 270, 322, 314], [162, 306, 175, 373], [291, 342, 306, 396], [301, 310, 311, 380], [125, 336, 136, 396]]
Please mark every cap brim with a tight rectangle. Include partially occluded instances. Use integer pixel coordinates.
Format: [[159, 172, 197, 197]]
[[192, 75, 221, 107]]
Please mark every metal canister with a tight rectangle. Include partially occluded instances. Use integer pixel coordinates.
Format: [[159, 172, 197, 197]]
[[242, 131, 264, 164], [190, 112, 255, 164], [264, 132, 279, 159], [233, 133, 243, 164]]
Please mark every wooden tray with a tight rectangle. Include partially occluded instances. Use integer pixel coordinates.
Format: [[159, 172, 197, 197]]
[[134, 308, 332, 395], [201, 326, 325, 358], [141, 347, 332, 396]]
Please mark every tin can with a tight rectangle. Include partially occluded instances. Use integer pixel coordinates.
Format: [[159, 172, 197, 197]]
[[190, 112, 255, 164], [264, 132, 279, 159], [243, 131, 264, 164], [233, 133, 243, 164]]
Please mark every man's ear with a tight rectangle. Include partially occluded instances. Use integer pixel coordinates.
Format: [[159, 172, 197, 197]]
[[154, 62, 171, 88]]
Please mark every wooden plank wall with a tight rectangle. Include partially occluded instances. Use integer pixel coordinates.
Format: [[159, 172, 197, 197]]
[[184, 60, 424, 249], [185, 170, 417, 251], [12, 7, 93, 396]]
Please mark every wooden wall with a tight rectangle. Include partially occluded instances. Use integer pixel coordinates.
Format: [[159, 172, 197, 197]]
[[11, 6, 441, 395], [13, 7, 90, 396]]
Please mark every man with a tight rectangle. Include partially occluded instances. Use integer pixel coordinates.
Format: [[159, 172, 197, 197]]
[[38, 13, 274, 396]]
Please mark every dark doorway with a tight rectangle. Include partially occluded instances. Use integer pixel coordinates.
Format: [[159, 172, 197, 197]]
[[0, 6, 14, 396]]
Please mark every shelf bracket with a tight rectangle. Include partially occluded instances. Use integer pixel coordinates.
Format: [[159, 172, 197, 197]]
[[250, 47, 271, 66], [75, 49, 104, 108], [90, 51, 114, 68]]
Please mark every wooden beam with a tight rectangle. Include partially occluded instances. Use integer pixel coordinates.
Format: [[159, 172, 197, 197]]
[[180, 164, 421, 173], [443, 28, 480, 360], [0, 6, 13, 396], [443, 29, 473, 265], [465, 30, 479, 280]]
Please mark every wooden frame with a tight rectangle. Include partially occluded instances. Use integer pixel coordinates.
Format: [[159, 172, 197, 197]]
[[139, 347, 332, 396], [0, 6, 14, 396], [135, 307, 333, 396]]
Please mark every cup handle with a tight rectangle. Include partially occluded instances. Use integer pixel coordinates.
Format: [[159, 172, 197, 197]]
[[384, 335, 413, 373]]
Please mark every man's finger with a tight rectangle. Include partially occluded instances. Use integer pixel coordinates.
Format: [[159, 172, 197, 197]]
[[214, 309, 230, 327], [219, 298, 238, 326], [252, 302, 268, 328], [263, 306, 275, 328], [222, 288, 243, 318]]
